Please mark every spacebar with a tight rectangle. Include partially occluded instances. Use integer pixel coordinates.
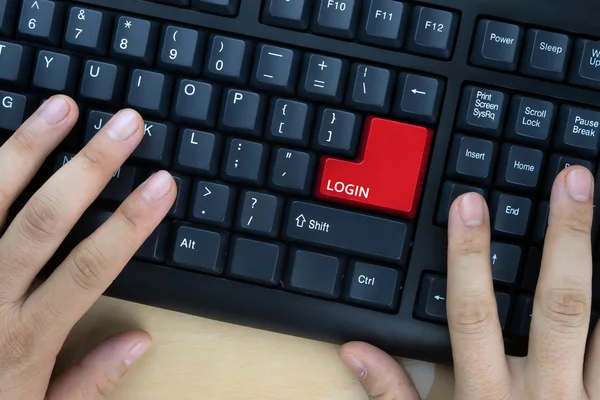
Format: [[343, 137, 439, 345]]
[[284, 201, 409, 263]]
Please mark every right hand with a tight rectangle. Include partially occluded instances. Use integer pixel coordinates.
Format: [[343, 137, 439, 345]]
[[340, 166, 600, 400]]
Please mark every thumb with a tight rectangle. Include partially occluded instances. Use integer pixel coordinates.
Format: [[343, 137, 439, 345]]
[[47, 330, 151, 400], [339, 342, 421, 400]]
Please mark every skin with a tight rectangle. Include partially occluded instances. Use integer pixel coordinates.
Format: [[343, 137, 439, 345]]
[[0, 95, 598, 399]]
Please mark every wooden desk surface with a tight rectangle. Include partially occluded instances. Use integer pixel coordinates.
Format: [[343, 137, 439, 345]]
[[56, 296, 455, 400]]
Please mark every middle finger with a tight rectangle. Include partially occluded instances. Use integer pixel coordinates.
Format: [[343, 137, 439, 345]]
[[526, 166, 594, 397], [0, 109, 143, 302]]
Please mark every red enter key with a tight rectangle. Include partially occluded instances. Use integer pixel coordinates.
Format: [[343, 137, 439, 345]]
[[316, 117, 433, 218]]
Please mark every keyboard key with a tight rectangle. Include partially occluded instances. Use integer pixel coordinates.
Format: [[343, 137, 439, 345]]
[[102, 165, 140, 202], [126, 69, 173, 118], [446, 134, 496, 184], [219, 89, 266, 136], [299, 54, 348, 103], [17, 0, 64, 46], [554, 105, 600, 157], [168, 173, 191, 219], [457, 85, 508, 137], [313, 108, 361, 157], [87, 113, 175, 166], [496, 292, 511, 330], [189, 181, 235, 227], [79, 60, 126, 105], [286, 249, 343, 298], [312, 0, 359, 39], [172, 79, 219, 127], [285, 201, 410, 263], [0, 41, 33, 87], [174, 129, 221, 176], [491, 192, 532, 237], [222, 138, 268, 185], [343, 261, 400, 310], [32, 51, 79, 95], [262, 0, 311, 30], [266, 99, 313, 146], [505, 96, 556, 146], [135, 222, 170, 263], [406, 6, 458, 59], [236, 190, 283, 237], [496, 144, 544, 191], [64, 7, 110, 55], [520, 29, 571, 81], [415, 274, 447, 323], [569, 39, 600, 90], [111, 16, 159, 65], [251, 44, 298, 94], [543, 154, 595, 197], [471, 19, 523, 71], [204, 35, 252, 84], [490, 242, 522, 284], [169, 224, 228, 274], [269, 148, 316, 195], [0, 0, 18, 36], [345, 64, 393, 113], [317, 118, 432, 217], [358, 0, 408, 49], [158, 25, 205, 75], [512, 294, 533, 337], [532, 200, 549, 244], [0, 92, 30, 132], [227, 237, 285, 285], [191, 0, 239, 16], [393, 72, 444, 124], [436, 181, 486, 226], [521, 247, 542, 292]]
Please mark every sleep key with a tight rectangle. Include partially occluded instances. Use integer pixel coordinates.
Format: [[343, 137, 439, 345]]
[[285, 201, 410, 264]]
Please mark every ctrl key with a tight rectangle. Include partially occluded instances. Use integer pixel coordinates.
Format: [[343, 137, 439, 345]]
[[343, 261, 401, 311]]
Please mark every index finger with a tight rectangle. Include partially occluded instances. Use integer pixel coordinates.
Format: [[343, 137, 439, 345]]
[[446, 193, 511, 399]]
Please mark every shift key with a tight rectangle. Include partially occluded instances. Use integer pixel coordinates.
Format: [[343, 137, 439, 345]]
[[285, 201, 410, 264]]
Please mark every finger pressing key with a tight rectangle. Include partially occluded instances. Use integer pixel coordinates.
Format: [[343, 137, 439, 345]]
[[0, 109, 143, 302], [446, 193, 511, 400], [23, 171, 176, 340], [526, 166, 593, 398]]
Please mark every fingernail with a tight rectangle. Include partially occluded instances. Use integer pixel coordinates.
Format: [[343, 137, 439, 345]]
[[459, 193, 485, 227], [141, 171, 173, 201], [339, 352, 367, 380], [124, 341, 151, 368], [107, 109, 139, 140], [39, 96, 70, 125], [566, 168, 592, 202]]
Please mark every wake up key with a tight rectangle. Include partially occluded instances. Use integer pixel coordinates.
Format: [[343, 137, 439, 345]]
[[555, 105, 600, 157], [284, 201, 410, 264]]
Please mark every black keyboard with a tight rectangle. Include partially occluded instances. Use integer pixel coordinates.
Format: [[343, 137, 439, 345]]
[[1, 0, 600, 365]]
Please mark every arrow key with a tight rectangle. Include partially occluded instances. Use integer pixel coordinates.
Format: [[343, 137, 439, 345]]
[[189, 181, 236, 227], [415, 273, 447, 323], [394, 72, 444, 124], [490, 242, 522, 284]]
